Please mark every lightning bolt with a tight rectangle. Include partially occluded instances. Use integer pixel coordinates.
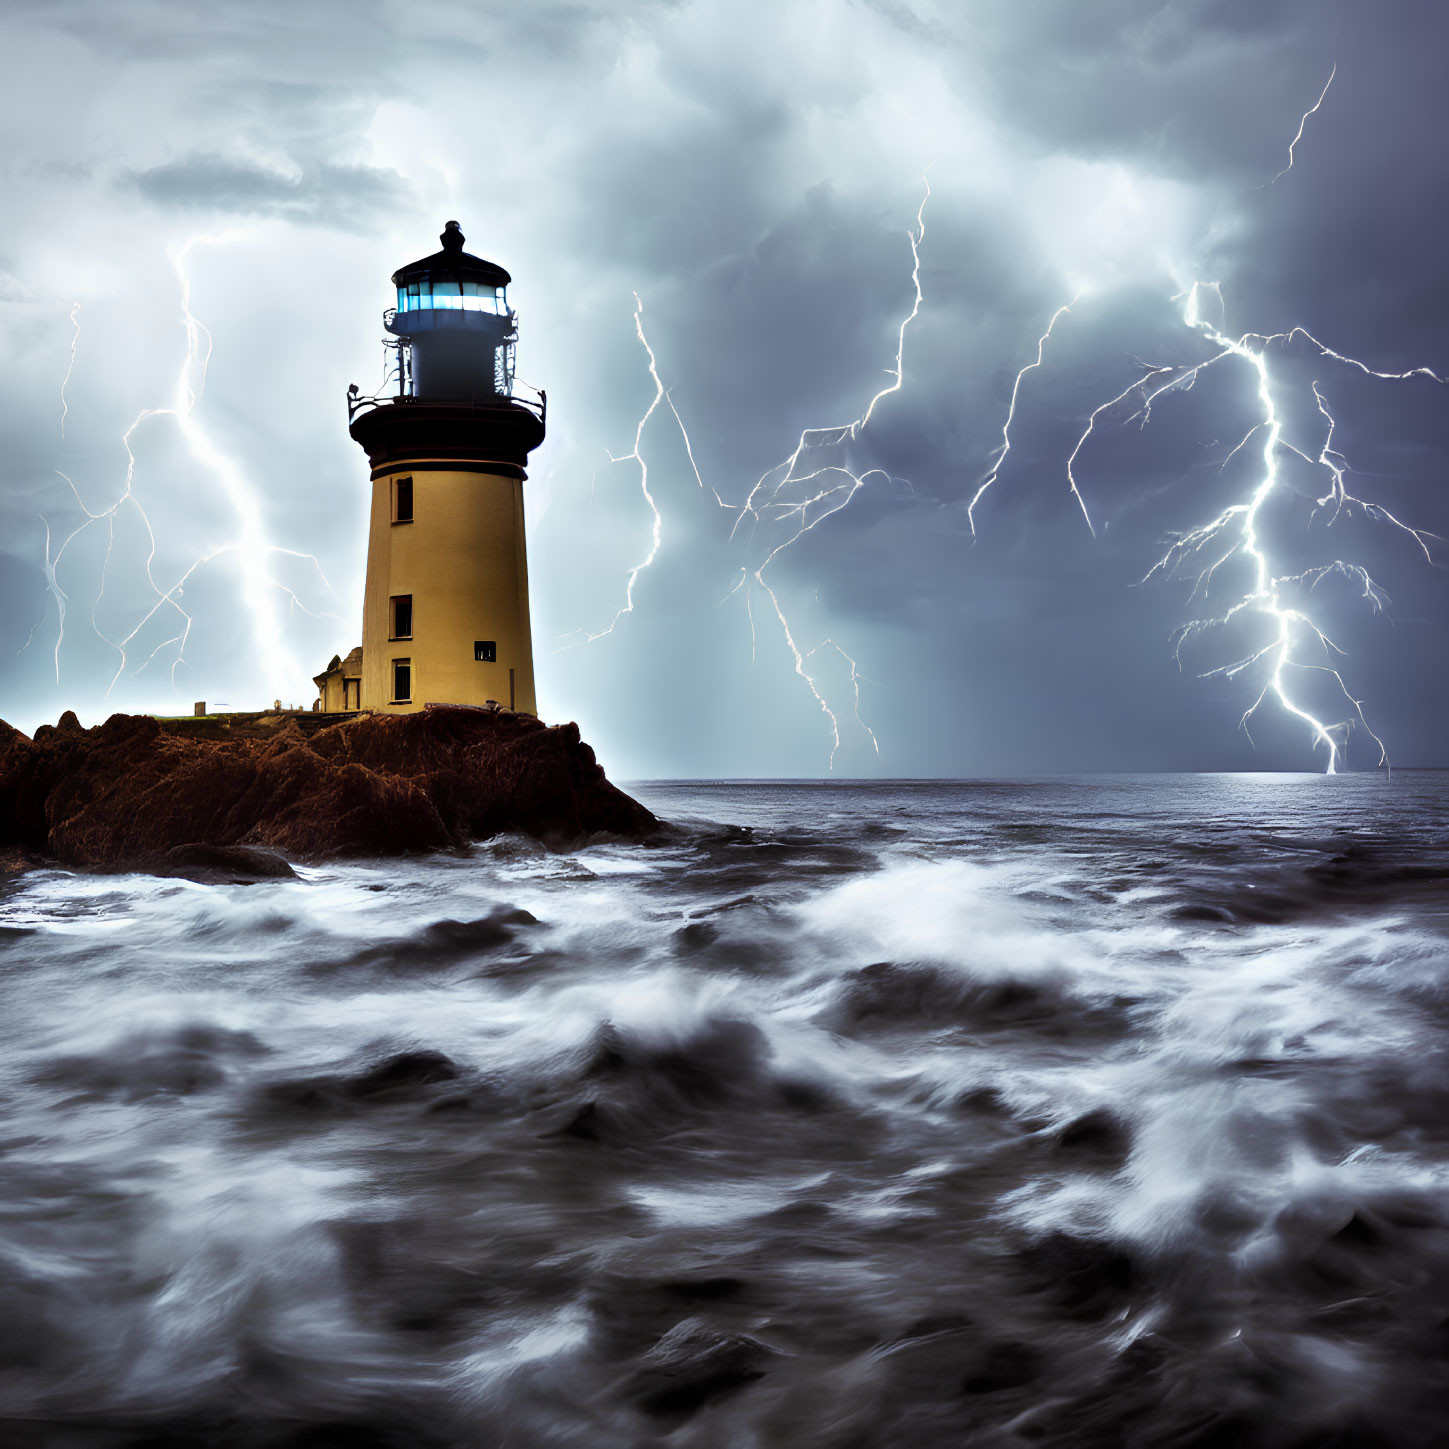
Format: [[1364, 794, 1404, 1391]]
[[1150, 283, 1414, 772], [968, 297, 1081, 538], [735, 176, 930, 537], [1269, 62, 1336, 186], [966, 60, 1443, 774], [167, 236, 336, 693], [36, 514, 69, 682], [580, 178, 930, 767], [730, 174, 929, 765], [37, 234, 336, 701], [40, 412, 172, 686], [583, 293, 667, 642], [580, 290, 761, 644], [59, 302, 80, 438], [980, 285, 1439, 773]]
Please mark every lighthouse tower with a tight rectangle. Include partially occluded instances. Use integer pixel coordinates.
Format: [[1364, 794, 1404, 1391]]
[[347, 222, 546, 715]]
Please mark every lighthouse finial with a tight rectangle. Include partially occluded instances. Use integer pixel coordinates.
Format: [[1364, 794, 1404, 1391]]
[[441, 220, 464, 252]]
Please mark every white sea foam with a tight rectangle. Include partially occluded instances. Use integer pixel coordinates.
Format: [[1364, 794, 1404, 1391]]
[[1, 776, 1446, 1443]]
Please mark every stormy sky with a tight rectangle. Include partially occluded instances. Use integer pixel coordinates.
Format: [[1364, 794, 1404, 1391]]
[[2, 0, 1446, 777]]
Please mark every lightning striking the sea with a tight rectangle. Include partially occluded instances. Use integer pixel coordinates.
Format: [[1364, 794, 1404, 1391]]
[[36, 235, 334, 703], [971, 66, 1441, 772]]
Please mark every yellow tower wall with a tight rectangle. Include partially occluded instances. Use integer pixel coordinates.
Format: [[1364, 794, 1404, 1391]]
[[360, 466, 536, 715]]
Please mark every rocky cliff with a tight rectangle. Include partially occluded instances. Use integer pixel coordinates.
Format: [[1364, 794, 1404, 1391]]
[[0, 706, 658, 877]]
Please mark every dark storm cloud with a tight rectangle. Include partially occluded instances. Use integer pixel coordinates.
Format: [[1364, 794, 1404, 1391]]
[[126, 154, 411, 230], [956, 0, 1332, 180], [1, 0, 1446, 774]]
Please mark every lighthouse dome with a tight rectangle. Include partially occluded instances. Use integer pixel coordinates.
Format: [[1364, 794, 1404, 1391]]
[[391, 221, 511, 314]]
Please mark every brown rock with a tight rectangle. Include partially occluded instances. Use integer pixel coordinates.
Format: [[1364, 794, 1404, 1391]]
[[0, 706, 658, 875]]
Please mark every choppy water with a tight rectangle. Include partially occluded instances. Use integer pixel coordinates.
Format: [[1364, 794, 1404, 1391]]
[[3, 775, 1449, 1447]]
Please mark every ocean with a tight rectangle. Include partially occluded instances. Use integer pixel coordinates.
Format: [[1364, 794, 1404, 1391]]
[[1, 775, 1447, 1447]]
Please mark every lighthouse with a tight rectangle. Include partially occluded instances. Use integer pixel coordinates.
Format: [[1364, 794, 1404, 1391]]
[[338, 221, 547, 715]]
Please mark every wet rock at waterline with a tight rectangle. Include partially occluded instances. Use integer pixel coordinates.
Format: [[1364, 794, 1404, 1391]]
[[0, 706, 657, 874]]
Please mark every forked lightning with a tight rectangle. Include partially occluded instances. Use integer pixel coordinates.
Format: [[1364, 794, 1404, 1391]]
[[38, 236, 334, 701]]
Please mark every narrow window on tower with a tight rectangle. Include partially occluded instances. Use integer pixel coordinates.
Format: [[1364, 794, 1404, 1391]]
[[392, 659, 412, 703], [393, 475, 414, 523], [390, 594, 413, 640]]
